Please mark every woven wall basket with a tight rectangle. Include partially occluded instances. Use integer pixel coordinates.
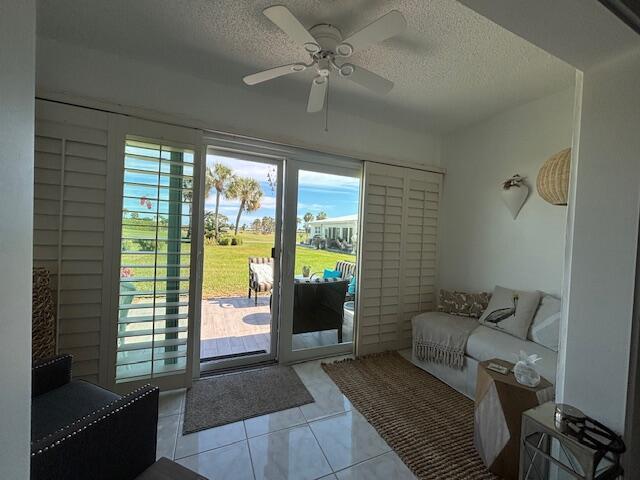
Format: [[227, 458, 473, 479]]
[[537, 147, 571, 205]]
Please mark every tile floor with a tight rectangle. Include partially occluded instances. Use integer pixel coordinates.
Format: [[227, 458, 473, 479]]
[[157, 356, 416, 480]]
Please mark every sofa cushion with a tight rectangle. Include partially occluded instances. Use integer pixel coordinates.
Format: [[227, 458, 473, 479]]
[[32, 380, 120, 440], [528, 294, 561, 352], [466, 325, 557, 384], [479, 286, 541, 339]]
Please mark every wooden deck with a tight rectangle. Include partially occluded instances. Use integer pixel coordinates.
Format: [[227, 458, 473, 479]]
[[200, 296, 271, 360], [199, 296, 354, 360]]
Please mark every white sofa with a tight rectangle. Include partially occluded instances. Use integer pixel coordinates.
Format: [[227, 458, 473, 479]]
[[411, 313, 558, 399]]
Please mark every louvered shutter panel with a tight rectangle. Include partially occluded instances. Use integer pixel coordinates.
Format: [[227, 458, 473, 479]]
[[357, 162, 442, 355], [115, 138, 194, 383], [400, 174, 441, 339], [33, 101, 109, 382]]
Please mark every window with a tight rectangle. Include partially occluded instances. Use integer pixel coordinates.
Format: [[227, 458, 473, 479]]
[[116, 139, 194, 383]]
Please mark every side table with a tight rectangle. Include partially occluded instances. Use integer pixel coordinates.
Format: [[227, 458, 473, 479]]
[[136, 457, 207, 479], [474, 358, 555, 480], [520, 402, 623, 479]]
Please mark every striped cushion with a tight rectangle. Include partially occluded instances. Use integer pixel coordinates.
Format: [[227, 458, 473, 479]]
[[335, 261, 356, 279], [249, 257, 273, 265]]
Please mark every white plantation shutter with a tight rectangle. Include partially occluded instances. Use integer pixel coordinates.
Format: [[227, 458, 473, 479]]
[[357, 162, 442, 355], [33, 101, 109, 382], [400, 175, 440, 334], [33, 102, 201, 389], [115, 138, 195, 383]]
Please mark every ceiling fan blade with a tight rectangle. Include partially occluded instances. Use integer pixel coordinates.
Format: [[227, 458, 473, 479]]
[[341, 64, 393, 94], [263, 5, 320, 53], [243, 63, 308, 85], [307, 76, 328, 113], [336, 10, 407, 57]]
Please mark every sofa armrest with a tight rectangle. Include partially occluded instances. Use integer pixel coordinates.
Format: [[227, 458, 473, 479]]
[[31, 384, 159, 480], [32, 354, 73, 397]]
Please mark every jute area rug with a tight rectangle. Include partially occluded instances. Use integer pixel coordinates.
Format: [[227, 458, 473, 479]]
[[183, 365, 313, 434], [322, 352, 496, 480]]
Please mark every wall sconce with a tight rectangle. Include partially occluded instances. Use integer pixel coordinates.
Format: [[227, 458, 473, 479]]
[[501, 174, 529, 219]]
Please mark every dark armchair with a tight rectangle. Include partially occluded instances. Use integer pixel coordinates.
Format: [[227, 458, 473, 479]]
[[293, 278, 349, 342], [31, 354, 159, 480]]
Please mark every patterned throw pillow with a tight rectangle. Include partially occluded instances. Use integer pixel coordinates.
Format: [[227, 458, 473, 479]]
[[479, 286, 541, 340], [437, 290, 492, 318]]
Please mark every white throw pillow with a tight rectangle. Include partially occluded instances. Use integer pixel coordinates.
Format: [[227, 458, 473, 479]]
[[479, 286, 541, 340], [528, 294, 561, 352]]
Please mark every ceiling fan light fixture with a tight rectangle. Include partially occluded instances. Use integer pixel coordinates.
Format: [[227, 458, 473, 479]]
[[336, 43, 354, 57], [291, 64, 306, 72], [339, 63, 355, 77], [304, 42, 321, 54], [313, 77, 327, 85]]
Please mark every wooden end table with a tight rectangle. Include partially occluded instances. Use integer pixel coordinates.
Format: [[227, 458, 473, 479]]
[[136, 457, 207, 479], [474, 359, 554, 480]]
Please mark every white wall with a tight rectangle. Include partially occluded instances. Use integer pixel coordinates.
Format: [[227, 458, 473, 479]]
[[0, 1, 35, 478], [438, 89, 575, 296], [557, 48, 640, 433], [36, 38, 441, 170], [441, 0, 640, 443]]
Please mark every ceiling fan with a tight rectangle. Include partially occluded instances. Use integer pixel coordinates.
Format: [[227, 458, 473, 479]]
[[243, 5, 407, 113]]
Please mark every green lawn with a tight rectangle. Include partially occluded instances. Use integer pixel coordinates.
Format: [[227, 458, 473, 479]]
[[120, 226, 355, 298], [202, 232, 355, 298]]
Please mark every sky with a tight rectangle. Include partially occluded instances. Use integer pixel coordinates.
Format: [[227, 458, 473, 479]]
[[122, 143, 194, 225], [205, 154, 361, 227]]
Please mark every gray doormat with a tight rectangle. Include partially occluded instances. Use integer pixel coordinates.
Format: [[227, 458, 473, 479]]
[[183, 365, 313, 434]]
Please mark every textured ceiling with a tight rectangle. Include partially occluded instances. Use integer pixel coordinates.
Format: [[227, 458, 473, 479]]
[[36, 0, 576, 133]]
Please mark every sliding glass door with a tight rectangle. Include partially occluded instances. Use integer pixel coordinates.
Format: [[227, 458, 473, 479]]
[[279, 160, 362, 363], [186, 136, 361, 373], [195, 146, 283, 374]]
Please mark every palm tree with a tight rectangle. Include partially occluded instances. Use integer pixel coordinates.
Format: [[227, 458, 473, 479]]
[[303, 212, 314, 233], [210, 163, 234, 239], [316, 211, 328, 220], [227, 177, 263, 235]]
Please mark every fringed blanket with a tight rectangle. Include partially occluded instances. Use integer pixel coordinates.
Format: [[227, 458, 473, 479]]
[[412, 312, 479, 370]]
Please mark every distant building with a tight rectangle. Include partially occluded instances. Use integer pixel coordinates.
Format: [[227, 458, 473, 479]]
[[308, 214, 358, 243]]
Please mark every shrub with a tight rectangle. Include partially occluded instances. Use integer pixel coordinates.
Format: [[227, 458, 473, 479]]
[[134, 238, 156, 251], [231, 236, 243, 246], [218, 236, 231, 246], [121, 239, 135, 252]]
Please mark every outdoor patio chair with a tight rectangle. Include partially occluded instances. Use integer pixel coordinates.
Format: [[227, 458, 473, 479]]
[[248, 257, 274, 306], [293, 278, 349, 342], [309, 260, 356, 281], [309, 260, 356, 301], [334, 260, 356, 279]]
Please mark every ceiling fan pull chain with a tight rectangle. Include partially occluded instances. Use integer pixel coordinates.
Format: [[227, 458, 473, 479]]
[[324, 81, 330, 132]]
